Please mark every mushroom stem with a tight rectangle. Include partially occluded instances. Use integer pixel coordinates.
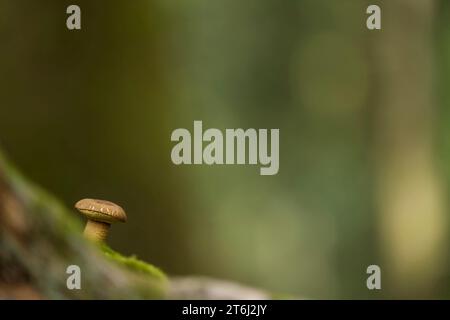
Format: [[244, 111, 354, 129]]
[[84, 220, 111, 242]]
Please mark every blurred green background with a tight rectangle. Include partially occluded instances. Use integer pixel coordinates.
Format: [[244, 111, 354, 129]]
[[1, 0, 450, 298]]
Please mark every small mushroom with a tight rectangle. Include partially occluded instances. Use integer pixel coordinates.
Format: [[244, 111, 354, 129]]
[[75, 198, 127, 242]]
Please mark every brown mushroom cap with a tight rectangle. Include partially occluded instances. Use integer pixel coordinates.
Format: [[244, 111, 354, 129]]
[[75, 198, 127, 223]]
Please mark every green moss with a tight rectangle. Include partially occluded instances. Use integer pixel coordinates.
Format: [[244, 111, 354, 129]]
[[101, 245, 167, 281]]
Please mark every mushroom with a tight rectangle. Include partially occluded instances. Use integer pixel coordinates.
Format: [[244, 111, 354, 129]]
[[75, 198, 127, 242]]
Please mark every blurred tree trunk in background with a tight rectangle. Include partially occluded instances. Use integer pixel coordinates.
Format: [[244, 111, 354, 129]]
[[373, 0, 447, 297]]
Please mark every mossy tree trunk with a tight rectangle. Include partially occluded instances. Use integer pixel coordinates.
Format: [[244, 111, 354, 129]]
[[0, 151, 167, 299]]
